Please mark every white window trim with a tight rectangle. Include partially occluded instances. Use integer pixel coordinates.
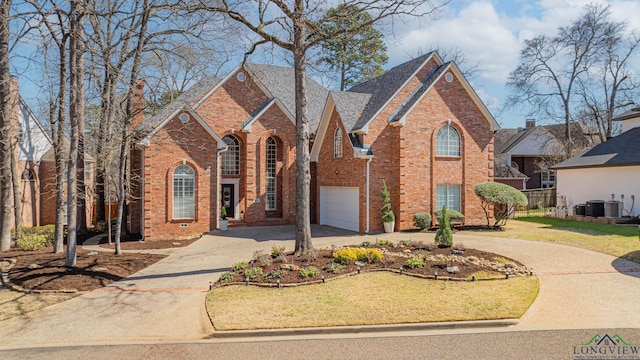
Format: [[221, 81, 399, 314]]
[[334, 128, 342, 158], [172, 165, 195, 219], [222, 135, 240, 175], [436, 125, 461, 157], [266, 137, 277, 211]]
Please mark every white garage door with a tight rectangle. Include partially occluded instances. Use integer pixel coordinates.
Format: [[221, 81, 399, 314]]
[[320, 186, 359, 232]]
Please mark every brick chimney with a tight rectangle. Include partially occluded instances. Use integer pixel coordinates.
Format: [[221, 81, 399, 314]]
[[525, 119, 536, 130], [131, 80, 145, 131]]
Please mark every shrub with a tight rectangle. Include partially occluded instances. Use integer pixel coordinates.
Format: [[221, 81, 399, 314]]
[[377, 239, 393, 246], [360, 241, 374, 248], [334, 248, 358, 264], [263, 269, 284, 279], [366, 248, 383, 263], [299, 266, 320, 278], [244, 267, 263, 279], [13, 225, 56, 247], [16, 234, 48, 251], [380, 180, 395, 223], [435, 205, 454, 248], [219, 272, 233, 282], [232, 261, 249, 271], [474, 182, 528, 228], [413, 213, 432, 230], [398, 240, 411, 247], [323, 262, 344, 274], [404, 257, 425, 269], [271, 245, 286, 258], [433, 209, 465, 222], [220, 206, 227, 220]]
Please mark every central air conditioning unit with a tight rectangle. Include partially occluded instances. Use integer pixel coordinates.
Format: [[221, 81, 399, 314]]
[[605, 201, 624, 218]]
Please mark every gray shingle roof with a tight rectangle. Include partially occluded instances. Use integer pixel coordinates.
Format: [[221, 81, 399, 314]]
[[612, 106, 640, 122], [494, 158, 528, 179], [495, 122, 600, 155], [136, 76, 223, 134], [245, 63, 328, 132], [552, 127, 640, 169], [330, 91, 371, 132], [348, 52, 434, 131], [494, 128, 524, 154]]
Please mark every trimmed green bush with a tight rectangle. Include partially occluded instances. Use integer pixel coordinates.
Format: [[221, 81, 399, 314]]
[[380, 180, 395, 223], [435, 205, 453, 248], [334, 248, 358, 264], [377, 239, 393, 246], [233, 261, 249, 271], [474, 182, 528, 227], [413, 213, 432, 230], [16, 234, 48, 251], [404, 257, 425, 269], [244, 267, 263, 279], [13, 225, 56, 247], [219, 271, 233, 282], [433, 209, 465, 222], [299, 266, 320, 278]]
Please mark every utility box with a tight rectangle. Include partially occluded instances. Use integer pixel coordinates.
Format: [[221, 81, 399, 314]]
[[605, 201, 624, 218], [574, 204, 586, 216], [586, 200, 605, 217]]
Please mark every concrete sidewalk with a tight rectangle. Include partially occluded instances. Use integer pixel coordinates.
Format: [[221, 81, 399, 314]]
[[0, 225, 639, 348]]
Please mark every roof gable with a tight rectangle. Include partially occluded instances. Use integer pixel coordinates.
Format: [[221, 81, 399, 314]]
[[241, 97, 295, 133], [348, 52, 443, 132], [138, 105, 226, 148], [388, 62, 499, 130], [18, 99, 52, 162]]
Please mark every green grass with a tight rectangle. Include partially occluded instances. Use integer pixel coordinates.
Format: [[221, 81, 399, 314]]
[[460, 217, 640, 262], [207, 272, 539, 330]]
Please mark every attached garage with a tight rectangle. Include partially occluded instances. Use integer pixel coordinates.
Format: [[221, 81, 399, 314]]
[[319, 186, 360, 232]]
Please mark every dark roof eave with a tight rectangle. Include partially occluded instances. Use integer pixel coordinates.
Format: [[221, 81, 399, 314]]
[[553, 162, 640, 170]]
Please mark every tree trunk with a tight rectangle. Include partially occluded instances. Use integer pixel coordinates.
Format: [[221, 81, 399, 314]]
[[51, 42, 67, 254], [293, 0, 313, 255], [10, 143, 21, 240], [0, 0, 13, 252], [76, 40, 87, 234]]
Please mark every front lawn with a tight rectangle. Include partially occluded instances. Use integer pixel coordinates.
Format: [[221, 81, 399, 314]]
[[207, 272, 538, 330], [459, 217, 640, 262]]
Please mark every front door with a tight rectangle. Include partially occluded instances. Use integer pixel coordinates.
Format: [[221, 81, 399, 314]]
[[221, 184, 235, 219]]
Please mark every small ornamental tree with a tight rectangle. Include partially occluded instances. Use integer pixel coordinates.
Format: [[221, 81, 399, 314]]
[[434, 205, 453, 247], [474, 182, 528, 228], [380, 180, 395, 223], [220, 206, 228, 220]]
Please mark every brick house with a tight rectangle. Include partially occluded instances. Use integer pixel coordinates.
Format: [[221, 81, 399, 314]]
[[3, 79, 94, 228], [130, 52, 497, 240], [494, 120, 600, 190], [311, 52, 498, 232]]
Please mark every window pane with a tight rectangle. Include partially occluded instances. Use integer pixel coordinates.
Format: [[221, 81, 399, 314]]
[[435, 184, 461, 213], [173, 165, 195, 218], [222, 135, 240, 175], [266, 137, 277, 211], [334, 128, 342, 158], [436, 125, 461, 156]]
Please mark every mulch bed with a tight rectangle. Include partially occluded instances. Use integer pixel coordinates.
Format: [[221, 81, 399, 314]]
[[97, 237, 200, 250], [217, 241, 530, 287]]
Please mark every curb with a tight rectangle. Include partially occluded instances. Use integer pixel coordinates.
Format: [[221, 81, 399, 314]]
[[207, 319, 519, 339]]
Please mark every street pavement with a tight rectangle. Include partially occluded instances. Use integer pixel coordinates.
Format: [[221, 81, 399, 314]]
[[0, 225, 639, 355]]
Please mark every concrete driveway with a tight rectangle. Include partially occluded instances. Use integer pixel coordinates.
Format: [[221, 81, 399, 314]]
[[0, 225, 639, 348]]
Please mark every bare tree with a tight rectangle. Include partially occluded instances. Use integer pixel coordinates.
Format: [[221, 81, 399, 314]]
[[0, 0, 12, 251], [191, 0, 449, 255], [577, 30, 640, 141], [407, 46, 481, 80], [507, 4, 620, 155]]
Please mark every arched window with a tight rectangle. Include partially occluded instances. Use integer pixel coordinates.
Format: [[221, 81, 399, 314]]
[[173, 165, 195, 219], [510, 161, 519, 171], [265, 137, 277, 211], [436, 125, 461, 157], [334, 128, 342, 158], [222, 135, 240, 175]]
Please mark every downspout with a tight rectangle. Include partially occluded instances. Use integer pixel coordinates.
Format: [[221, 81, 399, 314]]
[[365, 156, 373, 233], [216, 146, 229, 229]]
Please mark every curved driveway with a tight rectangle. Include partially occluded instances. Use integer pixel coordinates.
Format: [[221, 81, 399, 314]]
[[0, 225, 639, 349]]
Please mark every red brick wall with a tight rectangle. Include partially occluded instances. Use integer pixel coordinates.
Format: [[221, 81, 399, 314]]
[[496, 178, 526, 190], [141, 114, 218, 240]]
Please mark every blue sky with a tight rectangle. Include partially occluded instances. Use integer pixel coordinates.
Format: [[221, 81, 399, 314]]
[[382, 0, 640, 128], [12, 0, 640, 130]]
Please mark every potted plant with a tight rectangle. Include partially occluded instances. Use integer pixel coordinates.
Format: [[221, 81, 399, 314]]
[[220, 206, 229, 231], [380, 180, 395, 233]]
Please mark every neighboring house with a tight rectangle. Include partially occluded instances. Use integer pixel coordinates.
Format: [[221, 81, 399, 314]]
[[553, 106, 640, 217], [3, 79, 94, 228], [493, 158, 528, 190], [130, 52, 498, 240], [494, 120, 600, 189]]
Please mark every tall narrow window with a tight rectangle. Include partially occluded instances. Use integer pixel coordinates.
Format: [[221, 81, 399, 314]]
[[266, 137, 277, 211], [436, 125, 461, 157], [436, 184, 461, 212], [173, 165, 195, 219], [334, 128, 342, 158], [222, 135, 240, 175]]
